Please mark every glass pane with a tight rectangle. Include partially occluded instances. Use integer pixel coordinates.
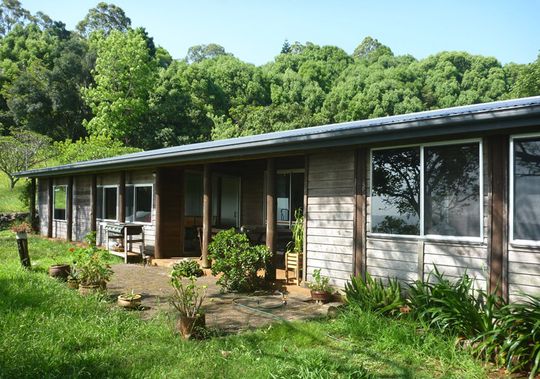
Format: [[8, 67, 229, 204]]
[[371, 148, 420, 235], [135, 186, 152, 223], [104, 187, 117, 220], [96, 187, 103, 219], [291, 173, 304, 220], [424, 143, 480, 237], [125, 186, 134, 222], [185, 173, 203, 217], [53, 186, 66, 220], [220, 177, 239, 227], [514, 138, 540, 241], [276, 173, 290, 222]]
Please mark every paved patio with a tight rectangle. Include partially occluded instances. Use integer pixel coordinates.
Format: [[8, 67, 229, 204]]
[[107, 264, 335, 333]]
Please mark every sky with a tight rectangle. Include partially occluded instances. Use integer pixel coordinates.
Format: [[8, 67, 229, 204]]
[[20, 0, 540, 66]]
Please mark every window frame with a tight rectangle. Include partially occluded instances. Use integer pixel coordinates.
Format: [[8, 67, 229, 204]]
[[368, 138, 484, 242], [125, 183, 153, 225], [509, 133, 540, 247], [96, 185, 119, 222], [276, 169, 305, 228], [53, 184, 67, 221]]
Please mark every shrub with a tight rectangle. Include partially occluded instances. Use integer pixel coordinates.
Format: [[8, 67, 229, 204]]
[[474, 294, 540, 377], [208, 228, 271, 292], [171, 259, 203, 279], [307, 268, 332, 292], [344, 272, 404, 316], [72, 246, 113, 286]]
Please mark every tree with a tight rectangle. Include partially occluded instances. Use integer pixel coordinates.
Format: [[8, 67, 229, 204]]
[[353, 36, 393, 62], [513, 54, 540, 97], [54, 134, 140, 164], [0, 0, 31, 37], [82, 29, 158, 147], [0, 129, 52, 189], [76, 2, 131, 37], [186, 43, 230, 63]]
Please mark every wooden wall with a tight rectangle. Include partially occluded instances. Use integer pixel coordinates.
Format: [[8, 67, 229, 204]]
[[305, 151, 355, 287], [37, 178, 48, 236], [241, 170, 264, 225], [73, 175, 92, 241], [508, 246, 540, 302], [51, 177, 68, 239]]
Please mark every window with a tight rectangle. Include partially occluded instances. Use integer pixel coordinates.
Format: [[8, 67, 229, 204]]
[[125, 184, 153, 223], [97, 186, 118, 221], [53, 185, 67, 220], [511, 136, 540, 243], [370, 140, 482, 239], [276, 171, 304, 225]]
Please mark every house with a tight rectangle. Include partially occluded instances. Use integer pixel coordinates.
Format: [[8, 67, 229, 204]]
[[16, 96, 540, 302]]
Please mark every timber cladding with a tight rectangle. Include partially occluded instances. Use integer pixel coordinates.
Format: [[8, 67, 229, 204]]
[[306, 151, 355, 288], [155, 167, 184, 258]]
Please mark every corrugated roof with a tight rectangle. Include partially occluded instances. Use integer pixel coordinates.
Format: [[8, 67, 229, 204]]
[[16, 96, 540, 177]]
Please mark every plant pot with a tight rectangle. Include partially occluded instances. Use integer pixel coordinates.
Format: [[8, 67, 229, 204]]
[[311, 290, 331, 304], [177, 314, 206, 339], [79, 283, 100, 295], [100, 280, 107, 290], [49, 264, 71, 280], [67, 278, 80, 289], [117, 294, 142, 309]]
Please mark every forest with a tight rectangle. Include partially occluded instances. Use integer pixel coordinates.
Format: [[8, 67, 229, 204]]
[[0, 0, 539, 188]]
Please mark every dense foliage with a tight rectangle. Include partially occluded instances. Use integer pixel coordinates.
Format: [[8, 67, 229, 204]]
[[345, 273, 404, 316], [208, 228, 271, 292], [171, 259, 203, 279]]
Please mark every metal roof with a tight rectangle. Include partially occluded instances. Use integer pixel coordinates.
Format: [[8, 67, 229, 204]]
[[17, 96, 540, 177]]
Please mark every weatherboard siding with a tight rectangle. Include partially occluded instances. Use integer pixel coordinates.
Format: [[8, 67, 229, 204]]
[[37, 178, 48, 236], [73, 175, 92, 241], [508, 245, 540, 302], [306, 151, 355, 288]]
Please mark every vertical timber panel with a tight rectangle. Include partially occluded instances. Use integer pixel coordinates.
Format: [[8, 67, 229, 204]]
[[90, 174, 97, 234], [66, 176, 73, 241], [354, 148, 367, 277], [47, 178, 53, 238], [119, 171, 126, 223], [29, 178, 36, 231], [202, 164, 212, 268], [266, 158, 277, 281]]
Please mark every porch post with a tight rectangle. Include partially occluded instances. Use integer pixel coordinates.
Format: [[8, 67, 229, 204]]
[[90, 174, 97, 234], [488, 135, 508, 298], [154, 168, 163, 259], [119, 171, 126, 223], [201, 164, 212, 268], [29, 177, 36, 231], [266, 158, 277, 280], [47, 178, 53, 238], [354, 148, 368, 278], [66, 176, 73, 241]]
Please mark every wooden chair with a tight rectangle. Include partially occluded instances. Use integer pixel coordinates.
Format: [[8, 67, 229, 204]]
[[285, 251, 303, 285]]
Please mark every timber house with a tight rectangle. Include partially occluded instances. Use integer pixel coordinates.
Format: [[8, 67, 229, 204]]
[[16, 96, 540, 302]]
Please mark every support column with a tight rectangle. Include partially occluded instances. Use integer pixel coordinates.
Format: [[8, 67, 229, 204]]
[[90, 174, 97, 234], [155, 169, 163, 259], [47, 178, 53, 238], [488, 135, 508, 298], [66, 176, 73, 242], [119, 171, 126, 223], [354, 149, 368, 278], [29, 178, 36, 231], [202, 164, 212, 268], [266, 158, 277, 280]]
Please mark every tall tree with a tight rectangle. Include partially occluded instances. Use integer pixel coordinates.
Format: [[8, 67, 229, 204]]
[[512, 54, 540, 97], [186, 43, 230, 63], [76, 2, 131, 37], [0, 0, 31, 37]]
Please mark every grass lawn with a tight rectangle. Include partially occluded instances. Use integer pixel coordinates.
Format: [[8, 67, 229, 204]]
[[0, 174, 26, 213], [0, 231, 489, 378]]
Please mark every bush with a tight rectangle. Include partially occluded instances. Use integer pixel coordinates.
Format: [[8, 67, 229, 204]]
[[171, 259, 203, 279], [344, 272, 404, 316], [208, 228, 271, 292]]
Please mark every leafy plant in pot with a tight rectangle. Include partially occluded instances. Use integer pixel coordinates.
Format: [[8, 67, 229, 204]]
[[308, 269, 332, 304], [170, 276, 206, 339], [118, 290, 142, 309], [74, 247, 113, 295], [48, 262, 71, 280]]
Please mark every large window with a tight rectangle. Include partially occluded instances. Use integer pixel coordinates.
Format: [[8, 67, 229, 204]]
[[370, 141, 482, 239], [97, 186, 118, 221], [276, 170, 304, 225], [53, 185, 67, 220], [125, 184, 153, 223], [511, 135, 540, 243]]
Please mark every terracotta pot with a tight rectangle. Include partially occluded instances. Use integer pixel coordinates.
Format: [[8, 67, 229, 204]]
[[49, 264, 71, 280], [99, 280, 107, 290], [79, 283, 100, 295], [177, 314, 206, 339], [67, 278, 80, 289], [117, 294, 142, 309], [311, 290, 331, 304]]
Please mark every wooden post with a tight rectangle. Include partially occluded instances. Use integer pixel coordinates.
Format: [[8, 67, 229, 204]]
[[155, 169, 163, 259], [16, 233, 31, 268], [201, 164, 212, 268], [354, 149, 367, 278], [119, 171, 126, 223], [29, 178, 36, 231], [90, 174, 97, 234], [47, 178, 53, 238], [488, 135, 508, 297], [266, 158, 277, 281], [302, 155, 309, 283], [66, 176, 73, 241]]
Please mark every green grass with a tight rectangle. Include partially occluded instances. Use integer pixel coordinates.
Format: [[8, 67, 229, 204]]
[[0, 231, 489, 378], [0, 174, 26, 213]]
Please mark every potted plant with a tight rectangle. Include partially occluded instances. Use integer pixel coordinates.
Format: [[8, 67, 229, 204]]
[[75, 247, 114, 295], [118, 290, 142, 309], [11, 222, 31, 239], [66, 265, 80, 289], [48, 262, 71, 280], [308, 269, 332, 304], [170, 276, 206, 339]]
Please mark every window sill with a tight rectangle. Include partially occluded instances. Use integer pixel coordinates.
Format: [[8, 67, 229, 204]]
[[510, 240, 540, 249], [367, 233, 485, 245]]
